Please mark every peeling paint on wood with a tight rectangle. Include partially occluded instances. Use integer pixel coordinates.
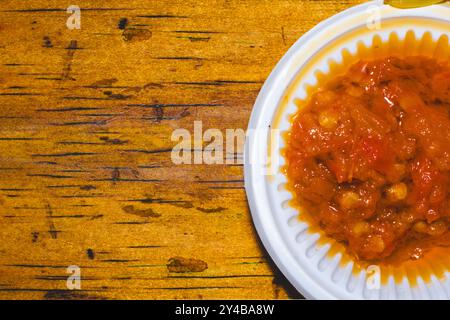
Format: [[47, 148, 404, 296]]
[[167, 257, 208, 273], [122, 205, 161, 218]]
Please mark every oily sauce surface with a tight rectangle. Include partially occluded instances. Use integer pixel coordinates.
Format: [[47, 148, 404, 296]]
[[285, 56, 450, 262]]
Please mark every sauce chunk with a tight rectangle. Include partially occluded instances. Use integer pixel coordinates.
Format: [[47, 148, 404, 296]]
[[285, 56, 450, 261]]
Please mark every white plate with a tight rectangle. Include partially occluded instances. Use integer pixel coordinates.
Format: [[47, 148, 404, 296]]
[[244, 1, 450, 300]]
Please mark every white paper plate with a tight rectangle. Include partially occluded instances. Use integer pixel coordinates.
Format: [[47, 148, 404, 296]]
[[244, 1, 450, 300]]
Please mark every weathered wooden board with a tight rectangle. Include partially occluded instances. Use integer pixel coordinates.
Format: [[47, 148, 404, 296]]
[[0, 0, 363, 299]]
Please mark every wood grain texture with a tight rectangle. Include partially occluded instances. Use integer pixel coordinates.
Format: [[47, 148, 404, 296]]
[[0, 0, 364, 299]]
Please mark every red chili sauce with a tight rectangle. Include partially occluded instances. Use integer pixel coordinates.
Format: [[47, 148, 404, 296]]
[[285, 56, 450, 261]]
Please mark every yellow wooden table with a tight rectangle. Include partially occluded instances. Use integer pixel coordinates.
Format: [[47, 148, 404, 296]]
[[0, 0, 364, 299]]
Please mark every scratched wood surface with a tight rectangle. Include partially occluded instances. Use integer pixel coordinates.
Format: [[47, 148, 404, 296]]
[[0, 0, 364, 300]]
